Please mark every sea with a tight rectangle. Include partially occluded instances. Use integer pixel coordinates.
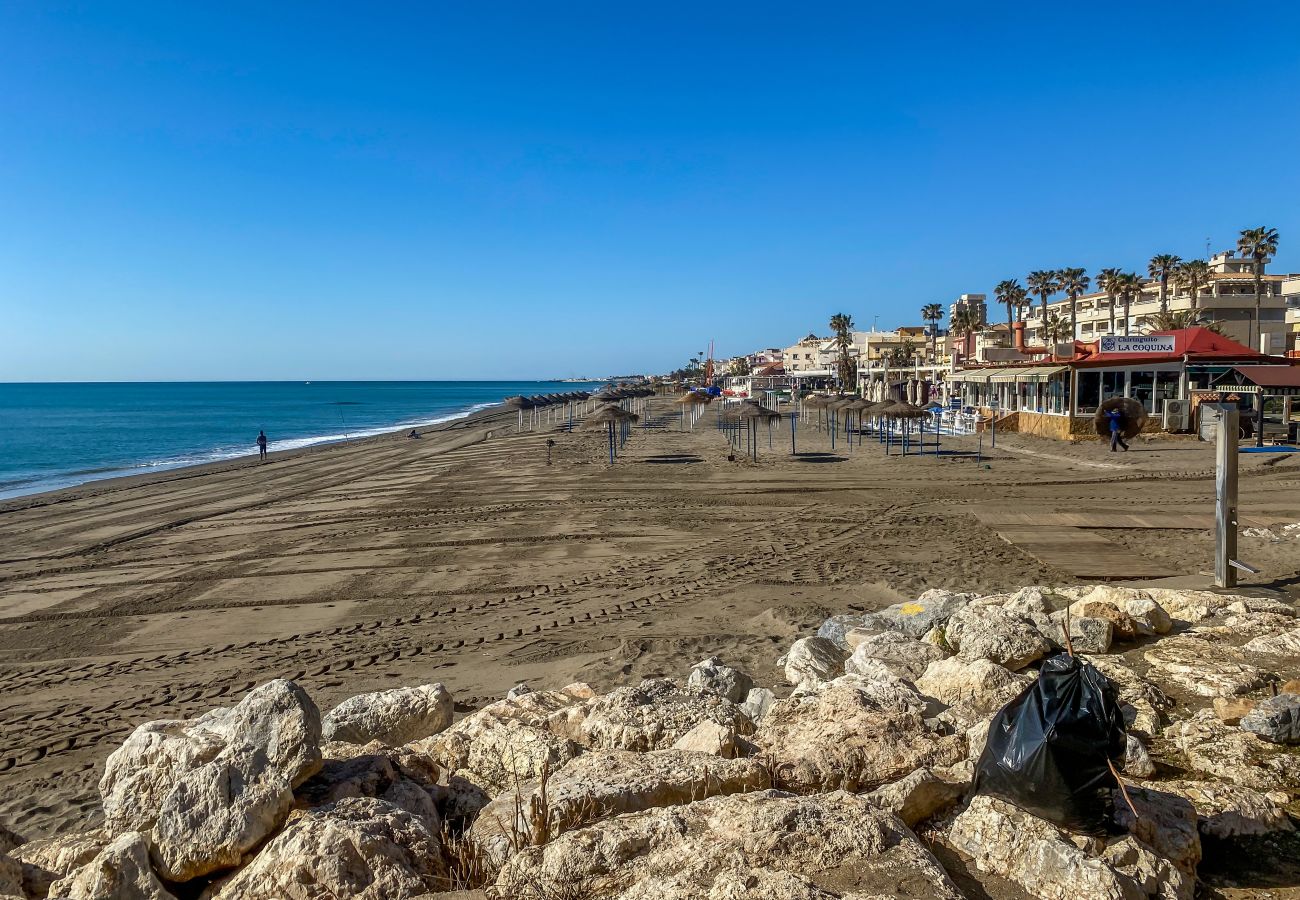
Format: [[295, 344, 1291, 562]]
[[0, 381, 603, 500]]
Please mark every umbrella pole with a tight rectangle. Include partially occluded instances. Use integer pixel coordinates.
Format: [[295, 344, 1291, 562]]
[[608, 423, 615, 464], [790, 411, 797, 455]]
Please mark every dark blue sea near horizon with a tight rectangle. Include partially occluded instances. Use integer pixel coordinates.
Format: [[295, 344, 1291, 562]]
[[0, 381, 603, 500]]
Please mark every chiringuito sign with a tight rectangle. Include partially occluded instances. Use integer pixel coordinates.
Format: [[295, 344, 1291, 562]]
[[1098, 335, 1176, 354]]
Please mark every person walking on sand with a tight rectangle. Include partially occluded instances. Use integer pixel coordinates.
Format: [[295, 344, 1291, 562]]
[[256, 430, 268, 461], [1105, 408, 1128, 453]]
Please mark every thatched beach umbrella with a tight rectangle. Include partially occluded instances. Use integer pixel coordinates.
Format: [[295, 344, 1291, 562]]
[[844, 398, 874, 449], [1093, 397, 1148, 441], [737, 403, 782, 461], [801, 394, 829, 433], [881, 402, 926, 455], [504, 395, 535, 432], [676, 390, 711, 430], [584, 404, 639, 463]]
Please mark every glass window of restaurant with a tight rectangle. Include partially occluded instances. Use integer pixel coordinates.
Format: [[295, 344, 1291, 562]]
[[1076, 371, 1101, 413]]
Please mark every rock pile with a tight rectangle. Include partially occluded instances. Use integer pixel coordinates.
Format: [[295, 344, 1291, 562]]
[[1, 584, 1296, 900]]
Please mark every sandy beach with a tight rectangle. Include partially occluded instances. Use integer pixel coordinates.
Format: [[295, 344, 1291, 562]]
[[2, 396, 1299, 842]]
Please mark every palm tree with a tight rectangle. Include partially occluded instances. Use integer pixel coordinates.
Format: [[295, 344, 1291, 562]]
[[1096, 268, 1122, 335], [951, 306, 978, 360], [1042, 312, 1072, 349], [1237, 226, 1280, 349], [995, 279, 1027, 344], [829, 313, 856, 387], [1115, 272, 1143, 336], [1144, 308, 1226, 335], [1057, 267, 1089, 343], [888, 339, 917, 366], [920, 303, 944, 362], [1027, 270, 1060, 344], [1174, 259, 1212, 311], [1148, 254, 1182, 315]]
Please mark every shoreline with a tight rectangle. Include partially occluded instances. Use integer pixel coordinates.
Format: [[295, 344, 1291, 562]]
[[0, 398, 520, 513]]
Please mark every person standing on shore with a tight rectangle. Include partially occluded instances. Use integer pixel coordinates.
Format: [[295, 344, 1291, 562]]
[[1105, 409, 1128, 452], [256, 430, 268, 461]]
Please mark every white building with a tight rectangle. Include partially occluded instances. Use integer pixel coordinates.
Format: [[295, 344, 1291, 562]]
[[1026, 251, 1295, 354]]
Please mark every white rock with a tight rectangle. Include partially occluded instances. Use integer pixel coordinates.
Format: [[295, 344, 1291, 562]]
[[1088, 657, 1172, 738], [413, 689, 588, 804], [1123, 597, 1173, 635], [1123, 735, 1155, 778], [579, 678, 754, 752], [1239, 692, 1300, 744], [686, 657, 754, 703], [322, 684, 452, 746], [98, 679, 322, 882], [844, 630, 945, 681], [863, 766, 968, 827], [494, 790, 963, 900], [11, 829, 107, 899], [1165, 710, 1300, 793], [916, 656, 1034, 728], [207, 798, 445, 899], [49, 832, 177, 900], [1144, 637, 1266, 698], [295, 741, 442, 827], [782, 636, 847, 688], [944, 605, 1050, 671], [1154, 780, 1294, 839], [1243, 626, 1300, 657], [752, 674, 964, 792], [468, 749, 771, 864], [739, 687, 776, 723], [948, 792, 1199, 900]]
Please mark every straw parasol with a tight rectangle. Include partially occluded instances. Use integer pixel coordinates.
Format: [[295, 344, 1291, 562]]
[[737, 402, 782, 460], [1093, 397, 1147, 440], [584, 404, 639, 463]]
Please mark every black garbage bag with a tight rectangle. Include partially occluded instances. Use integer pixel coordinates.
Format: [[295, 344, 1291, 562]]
[[972, 653, 1127, 833]]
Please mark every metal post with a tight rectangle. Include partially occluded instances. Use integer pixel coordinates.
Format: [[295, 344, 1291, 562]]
[[1215, 404, 1240, 588], [1255, 392, 1265, 448], [790, 411, 797, 455]]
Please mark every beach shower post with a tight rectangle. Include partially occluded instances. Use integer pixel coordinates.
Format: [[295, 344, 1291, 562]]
[[1214, 403, 1240, 588]]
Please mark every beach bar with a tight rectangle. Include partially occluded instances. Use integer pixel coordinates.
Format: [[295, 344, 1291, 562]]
[[949, 328, 1298, 440]]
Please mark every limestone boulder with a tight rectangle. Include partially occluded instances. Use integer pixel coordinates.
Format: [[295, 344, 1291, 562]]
[[321, 683, 452, 746], [294, 742, 442, 826], [1123, 596, 1173, 635], [1143, 636, 1265, 698], [1212, 696, 1255, 725], [1239, 692, 1300, 744], [1145, 588, 1246, 624], [1124, 735, 1156, 778], [816, 613, 883, 651], [207, 798, 445, 900], [13, 830, 108, 898], [670, 720, 742, 757], [1155, 780, 1294, 839], [1058, 615, 1114, 654], [1164, 710, 1300, 793], [98, 679, 322, 881], [412, 688, 589, 806], [781, 636, 847, 688], [944, 605, 1050, 671], [579, 679, 753, 752], [752, 674, 964, 793], [739, 687, 776, 723], [916, 656, 1034, 729], [844, 630, 945, 681], [468, 749, 771, 864], [863, 766, 968, 827], [948, 791, 1199, 900], [1089, 657, 1172, 738], [1243, 626, 1300, 657], [494, 790, 963, 900], [48, 832, 177, 900], [686, 657, 753, 704], [1068, 598, 1141, 641]]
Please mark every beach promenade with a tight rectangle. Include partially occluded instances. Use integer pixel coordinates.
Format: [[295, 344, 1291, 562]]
[[1, 397, 1298, 840]]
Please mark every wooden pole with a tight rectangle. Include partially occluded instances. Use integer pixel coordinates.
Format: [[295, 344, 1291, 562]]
[[1215, 403, 1239, 589]]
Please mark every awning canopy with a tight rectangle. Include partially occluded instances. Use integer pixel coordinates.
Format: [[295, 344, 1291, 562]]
[[949, 370, 989, 383], [1018, 365, 1068, 382], [989, 367, 1033, 383]]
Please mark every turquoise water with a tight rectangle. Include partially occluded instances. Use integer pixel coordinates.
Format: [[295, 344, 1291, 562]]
[[0, 381, 600, 500]]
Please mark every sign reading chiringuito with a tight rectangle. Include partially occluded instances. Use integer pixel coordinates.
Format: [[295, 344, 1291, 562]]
[[1098, 335, 1176, 354]]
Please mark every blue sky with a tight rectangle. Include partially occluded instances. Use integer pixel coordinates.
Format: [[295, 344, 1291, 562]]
[[3, 2, 1299, 380]]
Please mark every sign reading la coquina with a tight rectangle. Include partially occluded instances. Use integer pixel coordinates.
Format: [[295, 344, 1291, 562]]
[[1097, 335, 1177, 354]]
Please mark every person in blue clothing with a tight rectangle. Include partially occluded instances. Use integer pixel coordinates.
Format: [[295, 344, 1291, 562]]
[[256, 430, 268, 461], [1105, 408, 1128, 452]]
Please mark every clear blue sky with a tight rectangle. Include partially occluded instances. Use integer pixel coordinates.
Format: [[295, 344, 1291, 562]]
[[3, 2, 1298, 381]]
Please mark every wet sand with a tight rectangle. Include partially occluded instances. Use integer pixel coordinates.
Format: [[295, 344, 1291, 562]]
[[2, 397, 1299, 838]]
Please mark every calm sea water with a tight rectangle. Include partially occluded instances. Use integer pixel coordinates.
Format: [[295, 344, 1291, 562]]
[[0, 381, 601, 500]]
